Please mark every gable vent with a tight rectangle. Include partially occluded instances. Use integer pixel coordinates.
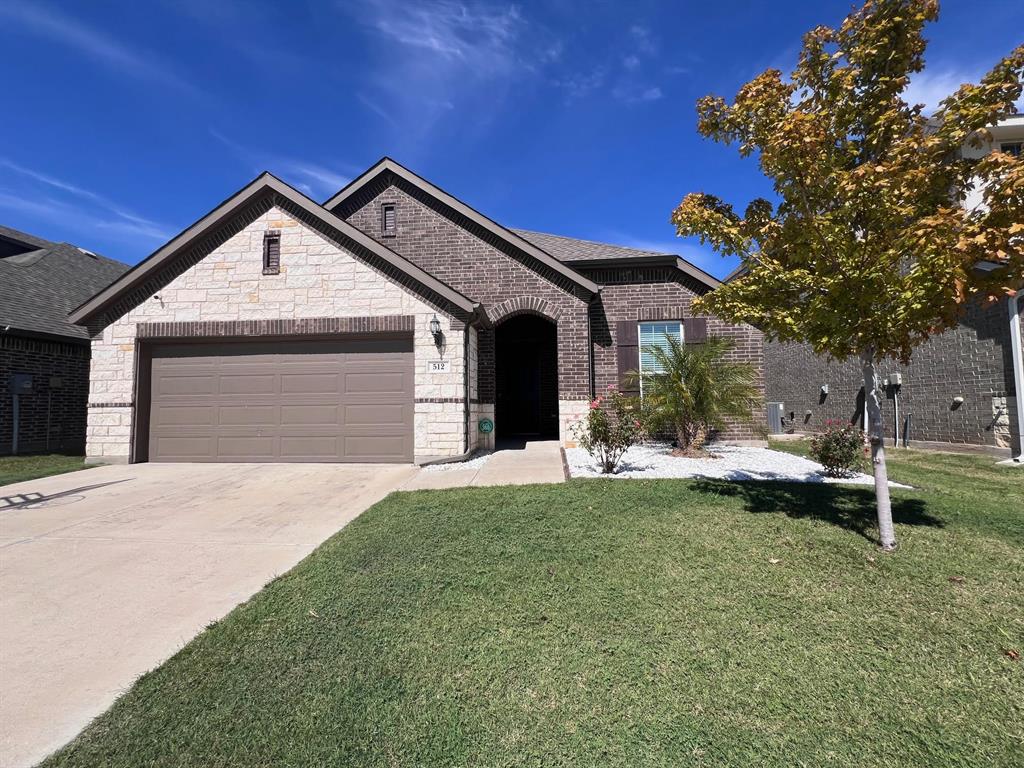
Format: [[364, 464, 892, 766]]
[[381, 203, 397, 236], [263, 230, 281, 275]]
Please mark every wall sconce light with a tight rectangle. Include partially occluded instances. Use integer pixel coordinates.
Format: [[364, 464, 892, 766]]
[[951, 395, 965, 410], [820, 384, 829, 396], [428, 315, 443, 346]]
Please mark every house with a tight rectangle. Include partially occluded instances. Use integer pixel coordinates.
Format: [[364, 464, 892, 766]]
[[762, 116, 1024, 459], [1, 225, 129, 455], [69, 158, 764, 465]]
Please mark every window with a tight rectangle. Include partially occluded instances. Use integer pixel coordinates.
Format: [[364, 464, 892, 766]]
[[638, 321, 682, 376], [262, 230, 280, 275], [381, 203, 397, 236], [999, 142, 1022, 157]]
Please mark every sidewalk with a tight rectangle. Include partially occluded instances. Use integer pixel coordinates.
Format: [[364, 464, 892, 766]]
[[402, 440, 566, 490]]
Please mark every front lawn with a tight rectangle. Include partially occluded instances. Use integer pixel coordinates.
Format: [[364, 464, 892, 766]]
[[44, 452, 1022, 767], [0, 454, 87, 488]]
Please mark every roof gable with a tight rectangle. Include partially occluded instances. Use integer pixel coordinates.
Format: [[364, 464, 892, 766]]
[[323, 158, 600, 298], [69, 174, 478, 328]]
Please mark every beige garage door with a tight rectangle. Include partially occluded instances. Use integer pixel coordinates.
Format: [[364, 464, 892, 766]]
[[146, 337, 414, 463]]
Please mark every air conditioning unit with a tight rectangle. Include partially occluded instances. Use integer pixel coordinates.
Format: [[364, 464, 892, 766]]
[[767, 402, 785, 434]]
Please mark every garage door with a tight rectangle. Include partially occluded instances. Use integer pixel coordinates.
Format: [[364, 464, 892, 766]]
[[146, 337, 414, 463]]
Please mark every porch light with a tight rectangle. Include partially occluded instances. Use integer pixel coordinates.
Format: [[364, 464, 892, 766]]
[[428, 315, 442, 338]]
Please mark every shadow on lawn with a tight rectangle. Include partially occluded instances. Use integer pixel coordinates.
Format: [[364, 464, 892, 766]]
[[690, 479, 940, 545]]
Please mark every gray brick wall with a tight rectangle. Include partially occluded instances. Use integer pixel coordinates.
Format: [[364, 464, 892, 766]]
[[1, 334, 90, 455], [341, 181, 767, 446], [341, 179, 592, 404], [765, 296, 1020, 453]]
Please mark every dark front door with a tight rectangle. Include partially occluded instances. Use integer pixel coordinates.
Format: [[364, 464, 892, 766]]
[[495, 315, 557, 439]]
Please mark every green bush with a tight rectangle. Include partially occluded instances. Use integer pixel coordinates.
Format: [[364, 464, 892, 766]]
[[571, 385, 645, 473], [810, 420, 867, 477]]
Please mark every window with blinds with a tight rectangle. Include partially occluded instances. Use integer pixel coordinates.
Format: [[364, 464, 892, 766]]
[[638, 321, 682, 375]]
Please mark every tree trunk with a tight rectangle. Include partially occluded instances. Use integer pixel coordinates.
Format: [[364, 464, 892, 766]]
[[861, 348, 897, 551]]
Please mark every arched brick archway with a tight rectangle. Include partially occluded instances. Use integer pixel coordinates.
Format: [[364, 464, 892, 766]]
[[489, 296, 562, 325], [493, 310, 559, 440]]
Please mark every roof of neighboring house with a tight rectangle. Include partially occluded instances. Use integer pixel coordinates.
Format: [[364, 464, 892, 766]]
[[0, 225, 129, 340], [68, 173, 480, 327], [512, 228, 721, 289]]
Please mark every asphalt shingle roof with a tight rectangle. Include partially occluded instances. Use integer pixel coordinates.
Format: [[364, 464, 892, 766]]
[[0, 225, 130, 340], [511, 228, 674, 263]]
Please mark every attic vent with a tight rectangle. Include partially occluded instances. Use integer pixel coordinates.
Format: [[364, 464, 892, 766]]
[[263, 230, 281, 275], [381, 203, 396, 236]]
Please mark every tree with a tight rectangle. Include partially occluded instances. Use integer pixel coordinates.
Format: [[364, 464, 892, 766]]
[[630, 335, 761, 454], [673, 0, 1024, 550]]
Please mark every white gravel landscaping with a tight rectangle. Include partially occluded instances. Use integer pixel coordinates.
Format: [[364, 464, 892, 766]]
[[565, 442, 911, 487], [422, 450, 493, 472]]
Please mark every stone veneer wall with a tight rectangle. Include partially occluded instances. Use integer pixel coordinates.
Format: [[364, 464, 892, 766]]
[[86, 206, 467, 463], [764, 296, 1020, 454], [587, 267, 767, 445]]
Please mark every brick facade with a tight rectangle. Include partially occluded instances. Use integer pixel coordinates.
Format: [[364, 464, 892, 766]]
[[339, 178, 765, 447], [586, 267, 766, 444], [1, 334, 90, 455], [764, 296, 1021, 455]]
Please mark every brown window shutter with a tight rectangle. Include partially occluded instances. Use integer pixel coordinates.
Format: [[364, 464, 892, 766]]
[[684, 317, 707, 344], [616, 320, 640, 395], [263, 230, 281, 275]]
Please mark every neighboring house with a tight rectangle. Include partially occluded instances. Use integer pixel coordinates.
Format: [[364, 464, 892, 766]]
[[1, 225, 129, 455], [69, 158, 764, 465], [762, 115, 1024, 458]]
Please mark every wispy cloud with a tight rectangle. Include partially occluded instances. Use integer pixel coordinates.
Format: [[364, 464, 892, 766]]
[[0, 158, 172, 242], [0, 2, 200, 95], [344, 0, 561, 138], [612, 84, 663, 104], [553, 20, 665, 106], [903, 68, 1001, 114], [209, 130, 352, 198]]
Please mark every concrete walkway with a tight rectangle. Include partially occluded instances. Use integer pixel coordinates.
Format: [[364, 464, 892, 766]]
[[403, 440, 566, 490], [0, 461, 416, 768]]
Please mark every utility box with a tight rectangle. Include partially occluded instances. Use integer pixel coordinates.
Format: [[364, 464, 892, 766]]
[[767, 402, 785, 434], [10, 373, 33, 394]]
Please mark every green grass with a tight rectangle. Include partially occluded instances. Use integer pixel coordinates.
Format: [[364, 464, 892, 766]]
[[0, 454, 87, 487], [43, 452, 1022, 767]]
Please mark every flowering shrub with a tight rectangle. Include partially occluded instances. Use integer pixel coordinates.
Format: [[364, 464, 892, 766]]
[[572, 385, 645, 474], [810, 419, 867, 477]]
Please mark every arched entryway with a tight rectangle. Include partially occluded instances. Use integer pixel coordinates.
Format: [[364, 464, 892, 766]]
[[495, 314, 558, 440]]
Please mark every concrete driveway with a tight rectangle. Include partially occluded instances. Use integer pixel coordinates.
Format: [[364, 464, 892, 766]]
[[0, 461, 416, 768]]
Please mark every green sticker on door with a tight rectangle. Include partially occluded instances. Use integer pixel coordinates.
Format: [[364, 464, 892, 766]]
[[478, 418, 494, 434]]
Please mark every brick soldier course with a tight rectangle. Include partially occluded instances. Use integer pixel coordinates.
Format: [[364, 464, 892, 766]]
[[69, 158, 765, 464]]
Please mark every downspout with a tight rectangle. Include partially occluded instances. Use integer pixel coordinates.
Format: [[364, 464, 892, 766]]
[[463, 311, 472, 455], [587, 290, 600, 400], [1009, 292, 1024, 462]]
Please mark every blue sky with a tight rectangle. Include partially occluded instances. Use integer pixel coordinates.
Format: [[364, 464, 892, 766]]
[[1, 0, 1019, 278]]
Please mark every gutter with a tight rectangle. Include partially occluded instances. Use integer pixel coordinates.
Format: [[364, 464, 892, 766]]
[[1009, 293, 1024, 461]]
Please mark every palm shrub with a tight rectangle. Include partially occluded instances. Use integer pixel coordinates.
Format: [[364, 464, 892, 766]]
[[630, 334, 760, 454]]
